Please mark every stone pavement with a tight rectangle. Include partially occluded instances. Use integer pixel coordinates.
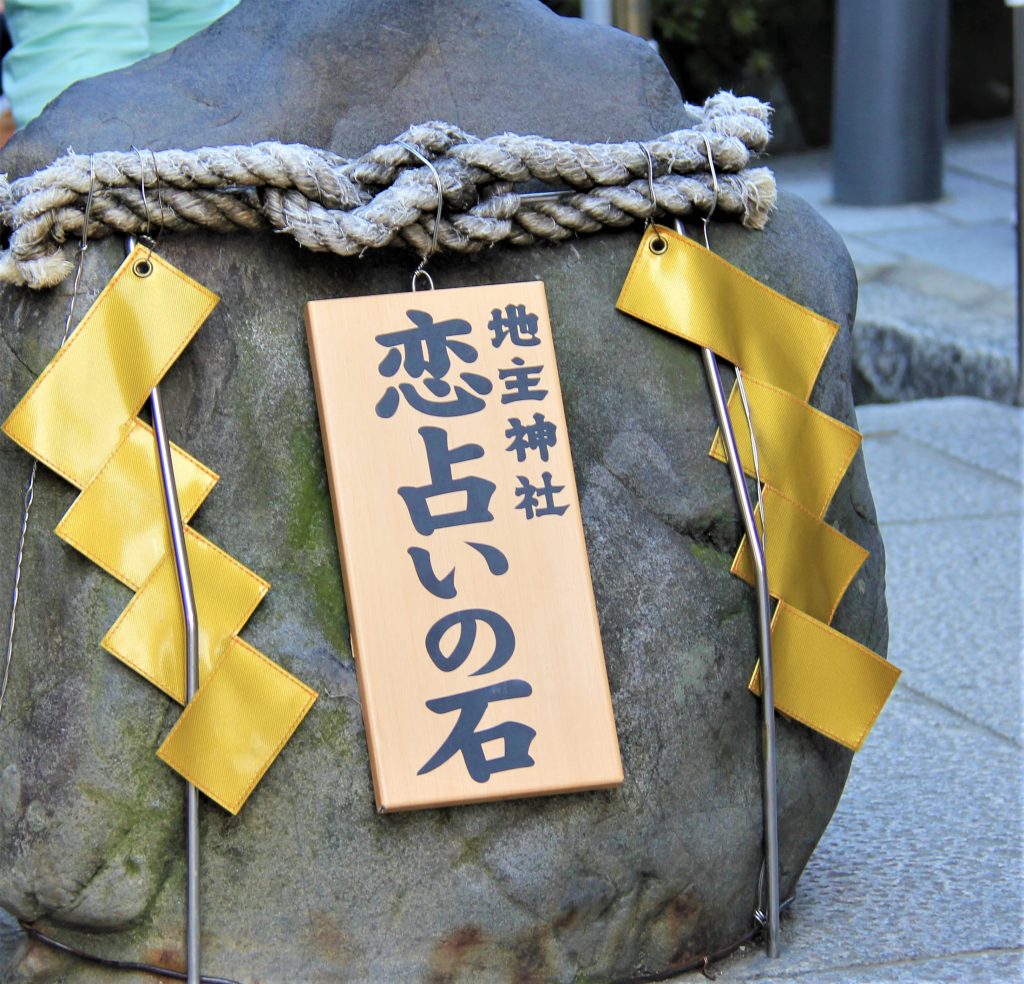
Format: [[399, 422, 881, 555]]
[[674, 123, 1023, 983], [769, 119, 1018, 405]]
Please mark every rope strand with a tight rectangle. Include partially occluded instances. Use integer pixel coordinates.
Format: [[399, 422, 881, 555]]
[[0, 93, 775, 290]]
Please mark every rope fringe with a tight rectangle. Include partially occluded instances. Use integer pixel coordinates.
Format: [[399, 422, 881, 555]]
[[0, 92, 775, 289]]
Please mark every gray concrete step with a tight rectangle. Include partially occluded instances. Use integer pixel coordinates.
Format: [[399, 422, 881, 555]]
[[770, 120, 1019, 406]]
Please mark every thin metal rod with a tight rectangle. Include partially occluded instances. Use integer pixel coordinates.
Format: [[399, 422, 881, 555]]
[[517, 189, 577, 203], [126, 236, 201, 984], [701, 349, 780, 957], [2, 161, 96, 721], [153, 385, 201, 984], [672, 218, 779, 955], [396, 141, 445, 291]]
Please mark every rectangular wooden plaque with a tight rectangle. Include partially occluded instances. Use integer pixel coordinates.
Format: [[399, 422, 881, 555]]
[[306, 281, 622, 811]]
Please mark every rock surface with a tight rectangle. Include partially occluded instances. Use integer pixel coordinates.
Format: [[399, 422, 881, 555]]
[[0, 1, 888, 981]]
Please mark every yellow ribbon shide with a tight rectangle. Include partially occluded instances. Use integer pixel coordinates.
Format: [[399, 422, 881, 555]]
[[2, 246, 317, 812], [617, 225, 899, 751]]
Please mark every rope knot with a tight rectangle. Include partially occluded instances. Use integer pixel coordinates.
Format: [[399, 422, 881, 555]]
[[0, 92, 775, 289]]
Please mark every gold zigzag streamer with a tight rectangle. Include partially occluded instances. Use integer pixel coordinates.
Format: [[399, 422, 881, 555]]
[[2, 245, 317, 812], [617, 225, 899, 751]]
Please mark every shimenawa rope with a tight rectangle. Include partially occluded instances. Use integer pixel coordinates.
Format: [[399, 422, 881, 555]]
[[0, 92, 775, 290]]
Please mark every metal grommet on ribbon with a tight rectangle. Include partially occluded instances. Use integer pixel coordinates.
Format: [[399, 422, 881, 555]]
[[1, 239, 319, 820], [626, 138, 783, 956], [616, 131, 902, 955]]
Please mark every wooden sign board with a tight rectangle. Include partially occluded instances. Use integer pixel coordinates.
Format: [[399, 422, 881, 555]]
[[306, 282, 622, 812]]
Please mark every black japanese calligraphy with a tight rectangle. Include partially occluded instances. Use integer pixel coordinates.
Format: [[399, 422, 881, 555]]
[[408, 546, 457, 599], [514, 472, 569, 519], [418, 679, 536, 783], [376, 309, 492, 418], [498, 358, 548, 403], [487, 304, 541, 348], [425, 608, 515, 676], [505, 413, 558, 462], [399, 427, 495, 535], [465, 541, 509, 576]]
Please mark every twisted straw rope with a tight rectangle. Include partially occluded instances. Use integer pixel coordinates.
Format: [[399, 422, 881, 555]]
[[0, 92, 775, 290]]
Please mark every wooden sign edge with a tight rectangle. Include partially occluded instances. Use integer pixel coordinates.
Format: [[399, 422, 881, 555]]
[[305, 285, 624, 813], [305, 303, 389, 809]]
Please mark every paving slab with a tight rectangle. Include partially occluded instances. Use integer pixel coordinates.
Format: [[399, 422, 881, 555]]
[[676, 686, 1023, 982], [858, 398, 1023, 483], [849, 264, 1016, 404], [840, 237, 905, 268], [853, 260, 1013, 350], [770, 119, 1019, 404], [856, 221, 1017, 291], [882, 515, 1022, 742], [717, 949, 1024, 983], [854, 431, 1020, 523], [943, 120, 1017, 187], [671, 399, 1024, 982], [926, 168, 1016, 225]]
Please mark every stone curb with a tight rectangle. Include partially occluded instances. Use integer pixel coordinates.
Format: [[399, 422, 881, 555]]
[[851, 261, 1017, 405]]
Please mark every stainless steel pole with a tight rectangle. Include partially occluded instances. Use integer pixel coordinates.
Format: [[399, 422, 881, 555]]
[[126, 237, 201, 984], [152, 385, 201, 984], [674, 219, 780, 955], [702, 350, 780, 956]]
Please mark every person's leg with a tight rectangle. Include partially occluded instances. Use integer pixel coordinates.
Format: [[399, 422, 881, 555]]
[[148, 0, 238, 55], [2, 0, 148, 127]]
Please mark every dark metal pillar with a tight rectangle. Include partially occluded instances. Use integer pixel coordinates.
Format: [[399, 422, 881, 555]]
[[832, 0, 950, 204], [1012, 1, 1023, 406]]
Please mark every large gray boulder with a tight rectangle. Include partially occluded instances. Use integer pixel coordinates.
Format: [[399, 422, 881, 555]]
[[0, 1, 887, 981]]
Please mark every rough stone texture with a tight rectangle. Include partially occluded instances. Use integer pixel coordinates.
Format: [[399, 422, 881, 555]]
[[0, 1, 887, 981], [852, 261, 1017, 406]]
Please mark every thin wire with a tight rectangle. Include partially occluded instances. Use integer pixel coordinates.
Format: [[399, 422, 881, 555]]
[[735, 368, 767, 551], [614, 895, 796, 983], [20, 923, 241, 984], [698, 131, 719, 249], [21, 895, 794, 984], [149, 149, 166, 255], [692, 137, 774, 945], [754, 857, 768, 927], [639, 143, 657, 225], [0, 157, 96, 720], [697, 132, 767, 549], [131, 146, 152, 234], [638, 143, 667, 250], [396, 139, 443, 290], [130, 145, 158, 264]]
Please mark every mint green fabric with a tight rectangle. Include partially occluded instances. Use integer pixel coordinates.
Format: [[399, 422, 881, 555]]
[[148, 0, 238, 54], [2, 0, 239, 127]]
